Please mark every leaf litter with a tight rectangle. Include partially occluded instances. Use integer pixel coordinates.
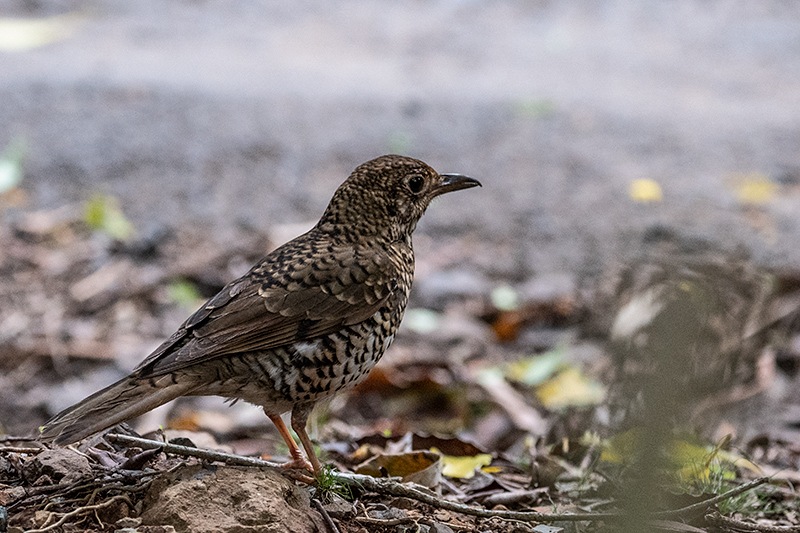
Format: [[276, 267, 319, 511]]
[[1, 202, 800, 532]]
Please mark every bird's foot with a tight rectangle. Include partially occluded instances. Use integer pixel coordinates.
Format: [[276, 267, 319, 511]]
[[278, 456, 315, 472]]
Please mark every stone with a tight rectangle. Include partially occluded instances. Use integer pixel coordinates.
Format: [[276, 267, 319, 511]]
[[22, 449, 91, 485], [141, 464, 324, 533]]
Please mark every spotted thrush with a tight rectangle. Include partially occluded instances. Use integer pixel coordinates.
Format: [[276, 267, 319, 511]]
[[40, 154, 480, 474]]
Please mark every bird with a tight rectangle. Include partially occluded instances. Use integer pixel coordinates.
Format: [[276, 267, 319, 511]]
[[40, 154, 481, 475]]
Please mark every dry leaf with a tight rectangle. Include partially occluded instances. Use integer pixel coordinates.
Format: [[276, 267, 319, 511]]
[[431, 448, 492, 479], [506, 351, 563, 386], [629, 178, 663, 203], [734, 172, 777, 205], [0, 14, 81, 51], [536, 366, 605, 410], [355, 451, 442, 487]]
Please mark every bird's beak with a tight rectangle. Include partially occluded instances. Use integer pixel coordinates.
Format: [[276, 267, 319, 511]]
[[433, 174, 482, 197]]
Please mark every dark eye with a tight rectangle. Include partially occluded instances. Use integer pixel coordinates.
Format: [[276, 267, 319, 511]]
[[407, 174, 425, 194]]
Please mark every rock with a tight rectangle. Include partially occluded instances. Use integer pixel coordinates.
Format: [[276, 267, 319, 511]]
[[141, 464, 324, 533], [319, 494, 353, 519], [22, 449, 91, 485], [116, 517, 142, 529]]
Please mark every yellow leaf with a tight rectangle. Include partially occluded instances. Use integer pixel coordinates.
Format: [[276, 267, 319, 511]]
[[670, 440, 715, 482], [713, 449, 761, 475], [431, 448, 493, 479], [0, 14, 81, 51], [536, 367, 605, 410], [600, 428, 641, 464], [734, 173, 777, 204], [601, 431, 762, 481], [629, 178, 663, 203]]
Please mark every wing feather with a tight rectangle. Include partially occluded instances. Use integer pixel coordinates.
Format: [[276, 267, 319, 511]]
[[136, 237, 399, 377]]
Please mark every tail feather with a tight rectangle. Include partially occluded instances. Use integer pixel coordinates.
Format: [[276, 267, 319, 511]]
[[40, 374, 195, 445]]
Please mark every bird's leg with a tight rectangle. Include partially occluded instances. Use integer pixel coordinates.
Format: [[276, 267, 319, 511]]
[[267, 413, 313, 472], [291, 403, 322, 475]]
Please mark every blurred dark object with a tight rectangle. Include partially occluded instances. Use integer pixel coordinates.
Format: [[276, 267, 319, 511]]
[[595, 249, 800, 429]]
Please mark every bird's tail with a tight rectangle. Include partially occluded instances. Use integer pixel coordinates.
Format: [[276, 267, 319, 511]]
[[40, 374, 196, 445]]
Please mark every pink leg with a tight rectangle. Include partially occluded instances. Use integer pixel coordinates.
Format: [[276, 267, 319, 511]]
[[267, 414, 314, 472]]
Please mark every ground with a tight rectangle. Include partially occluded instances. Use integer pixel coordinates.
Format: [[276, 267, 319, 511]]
[[1, 1, 800, 532]]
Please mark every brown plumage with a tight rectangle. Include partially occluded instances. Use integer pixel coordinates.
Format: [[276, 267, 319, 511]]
[[40, 155, 480, 474]]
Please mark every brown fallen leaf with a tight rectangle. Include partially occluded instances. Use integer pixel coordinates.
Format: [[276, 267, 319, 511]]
[[483, 297, 577, 342], [355, 450, 442, 488]]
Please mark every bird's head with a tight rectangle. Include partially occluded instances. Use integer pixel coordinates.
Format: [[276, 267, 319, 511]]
[[317, 155, 481, 242]]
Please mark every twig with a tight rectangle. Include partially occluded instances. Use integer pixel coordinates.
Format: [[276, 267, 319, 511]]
[[312, 499, 342, 533], [656, 477, 769, 519], [107, 433, 281, 468], [106, 433, 314, 483], [104, 434, 771, 524], [0, 447, 44, 454], [24, 494, 133, 533], [356, 515, 475, 532], [1, 436, 41, 442], [336, 471, 593, 522], [334, 474, 769, 523], [705, 512, 800, 532], [355, 515, 419, 527]]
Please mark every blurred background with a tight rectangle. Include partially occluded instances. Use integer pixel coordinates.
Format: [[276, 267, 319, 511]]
[[2, 0, 800, 482]]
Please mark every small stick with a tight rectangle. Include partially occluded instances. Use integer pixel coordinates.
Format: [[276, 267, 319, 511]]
[[106, 433, 314, 483], [104, 434, 771, 524], [107, 433, 281, 468], [24, 494, 133, 533], [312, 499, 342, 533], [706, 511, 800, 533], [0, 447, 44, 454], [656, 477, 769, 519]]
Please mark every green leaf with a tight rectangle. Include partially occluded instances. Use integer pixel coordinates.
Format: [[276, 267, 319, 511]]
[[84, 194, 134, 240], [0, 138, 26, 193], [514, 99, 556, 118], [402, 308, 441, 334], [166, 279, 203, 310], [506, 351, 564, 386], [491, 284, 519, 311], [387, 130, 414, 154]]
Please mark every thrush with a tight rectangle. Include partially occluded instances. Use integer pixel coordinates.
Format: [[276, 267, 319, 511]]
[[40, 154, 480, 475]]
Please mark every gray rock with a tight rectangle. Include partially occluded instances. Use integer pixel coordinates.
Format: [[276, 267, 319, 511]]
[[22, 448, 91, 485], [141, 464, 324, 533]]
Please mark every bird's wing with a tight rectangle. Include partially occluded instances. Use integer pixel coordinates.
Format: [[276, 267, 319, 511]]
[[135, 239, 401, 377]]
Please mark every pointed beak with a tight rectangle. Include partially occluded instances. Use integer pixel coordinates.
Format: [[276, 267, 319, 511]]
[[432, 173, 482, 197]]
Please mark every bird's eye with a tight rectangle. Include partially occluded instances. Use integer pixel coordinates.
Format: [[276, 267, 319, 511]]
[[407, 174, 425, 194]]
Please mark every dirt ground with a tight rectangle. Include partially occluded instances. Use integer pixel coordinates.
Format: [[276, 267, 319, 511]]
[[1, 1, 800, 532]]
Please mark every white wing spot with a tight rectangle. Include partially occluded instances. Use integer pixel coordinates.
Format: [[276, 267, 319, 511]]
[[294, 340, 320, 357], [383, 334, 395, 352]]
